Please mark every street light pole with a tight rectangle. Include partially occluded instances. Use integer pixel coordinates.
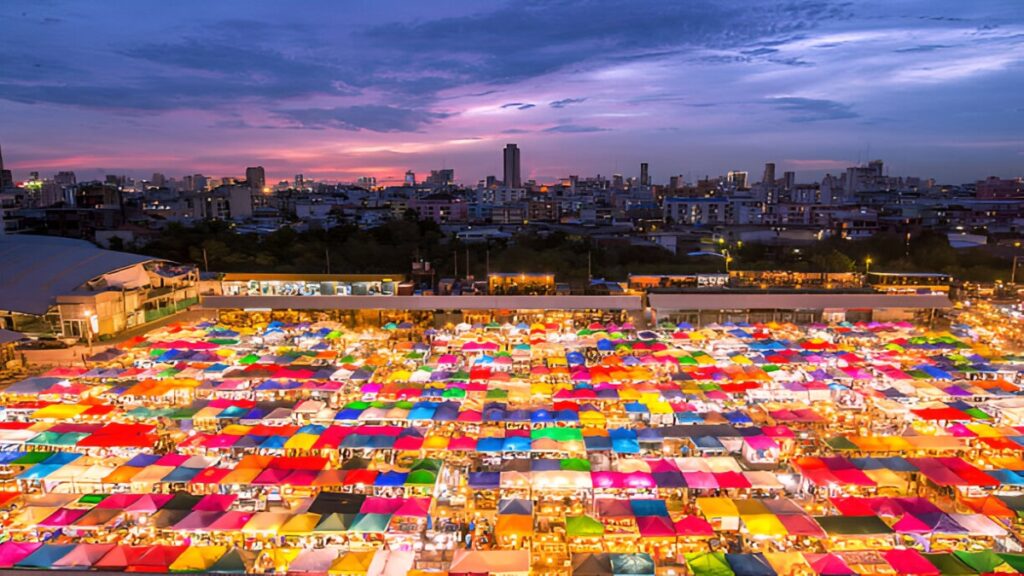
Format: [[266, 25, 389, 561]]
[[1013, 256, 1020, 285], [83, 310, 96, 355]]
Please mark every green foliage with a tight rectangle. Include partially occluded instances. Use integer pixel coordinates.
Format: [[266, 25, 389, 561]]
[[136, 221, 1013, 283]]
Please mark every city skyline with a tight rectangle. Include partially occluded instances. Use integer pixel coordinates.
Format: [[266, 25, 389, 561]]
[[1, 0, 1023, 184]]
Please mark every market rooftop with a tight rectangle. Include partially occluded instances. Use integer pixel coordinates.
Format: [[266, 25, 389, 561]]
[[0, 313, 1022, 575]]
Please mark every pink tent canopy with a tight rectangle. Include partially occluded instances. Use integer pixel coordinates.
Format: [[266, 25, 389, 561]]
[[806, 553, 855, 576], [883, 549, 940, 575], [125, 494, 173, 513], [674, 516, 714, 536], [171, 510, 221, 531], [208, 511, 254, 531], [637, 516, 676, 538], [682, 471, 718, 489], [52, 544, 116, 569]]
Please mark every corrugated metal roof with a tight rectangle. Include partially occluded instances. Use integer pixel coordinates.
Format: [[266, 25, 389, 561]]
[[202, 294, 644, 311], [0, 235, 155, 315], [648, 292, 952, 311]]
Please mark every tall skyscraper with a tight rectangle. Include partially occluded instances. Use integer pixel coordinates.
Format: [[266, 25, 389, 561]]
[[783, 171, 795, 191], [0, 143, 13, 189], [503, 144, 521, 188], [405, 170, 416, 186], [640, 162, 649, 187], [246, 166, 266, 191], [762, 163, 776, 186]]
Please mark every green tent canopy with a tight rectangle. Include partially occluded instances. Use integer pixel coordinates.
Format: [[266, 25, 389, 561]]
[[685, 552, 735, 576], [566, 515, 605, 537]]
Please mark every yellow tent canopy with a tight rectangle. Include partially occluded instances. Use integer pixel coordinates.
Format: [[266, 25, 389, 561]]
[[168, 545, 227, 572], [279, 512, 323, 536], [697, 497, 739, 519]]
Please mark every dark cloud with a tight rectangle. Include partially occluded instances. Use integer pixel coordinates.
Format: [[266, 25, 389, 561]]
[[543, 124, 609, 133], [501, 102, 535, 110], [501, 128, 531, 134], [273, 106, 452, 132], [894, 44, 953, 53], [550, 97, 587, 108], [768, 97, 859, 123]]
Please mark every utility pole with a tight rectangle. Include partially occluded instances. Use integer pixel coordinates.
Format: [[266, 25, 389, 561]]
[[486, 249, 490, 278], [587, 250, 592, 283], [466, 248, 470, 280], [202, 247, 209, 272], [454, 250, 458, 279], [1013, 256, 1020, 285], [325, 247, 331, 274]]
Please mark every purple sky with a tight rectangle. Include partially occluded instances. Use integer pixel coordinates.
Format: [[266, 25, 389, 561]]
[[1, 0, 1022, 185]]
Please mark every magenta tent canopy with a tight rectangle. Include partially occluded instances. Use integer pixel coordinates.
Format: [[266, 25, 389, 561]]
[[194, 493, 237, 512], [96, 494, 142, 509], [0, 542, 42, 568], [40, 507, 87, 527], [361, 497, 404, 515], [394, 497, 432, 517]]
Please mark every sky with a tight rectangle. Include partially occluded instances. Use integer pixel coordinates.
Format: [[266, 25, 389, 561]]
[[1, 0, 1023, 186]]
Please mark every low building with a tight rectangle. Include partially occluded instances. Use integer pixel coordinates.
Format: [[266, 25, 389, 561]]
[[0, 235, 198, 340], [649, 292, 950, 326], [218, 273, 410, 298]]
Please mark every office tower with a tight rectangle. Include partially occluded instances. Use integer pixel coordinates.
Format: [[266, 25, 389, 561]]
[[150, 172, 165, 187], [640, 162, 650, 187], [783, 171, 795, 191], [405, 170, 416, 186], [762, 162, 776, 185], [612, 174, 624, 189], [503, 144, 521, 188], [245, 166, 266, 191], [294, 174, 305, 190]]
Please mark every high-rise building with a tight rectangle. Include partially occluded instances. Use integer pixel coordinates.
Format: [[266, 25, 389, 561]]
[[54, 171, 77, 188], [426, 169, 454, 187], [245, 166, 266, 191], [783, 171, 795, 191], [726, 171, 748, 189], [640, 163, 649, 187], [295, 174, 305, 190], [762, 163, 776, 186], [150, 172, 165, 187], [405, 170, 416, 186], [503, 144, 521, 188]]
